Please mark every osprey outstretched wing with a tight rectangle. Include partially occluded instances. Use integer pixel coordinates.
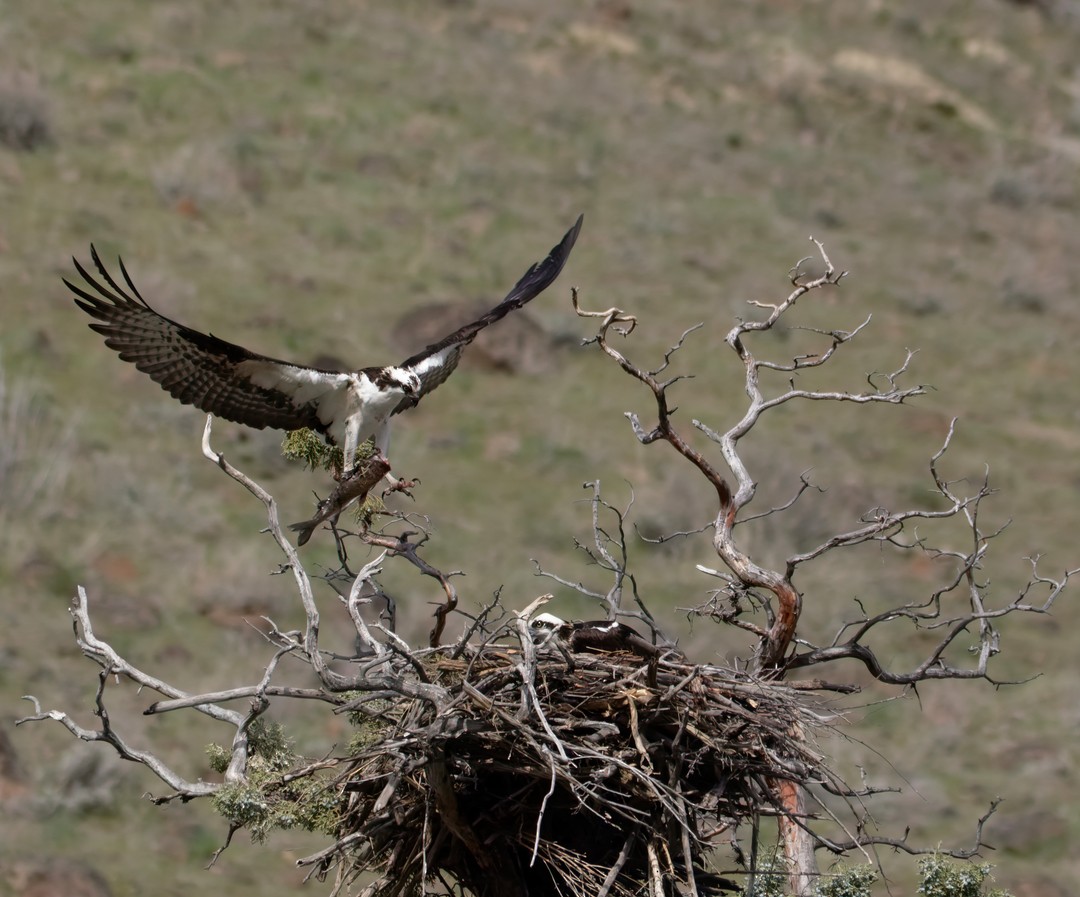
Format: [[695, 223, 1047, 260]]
[[67, 214, 583, 471], [391, 216, 582, 415]]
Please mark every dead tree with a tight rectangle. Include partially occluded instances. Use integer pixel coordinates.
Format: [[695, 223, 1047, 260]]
[[567, 239, 1073, 894], [18, 240, 1073, 897]]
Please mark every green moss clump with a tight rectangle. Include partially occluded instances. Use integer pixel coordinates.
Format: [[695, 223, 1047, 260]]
[[814, 864, 877, 897], [205, 743, 230, 774], [345, 697, 394, 752], [916, 855, 1012, 897], [208, 720, 341, 843], [281, 428, 344, 473], [281, 428, 384, 475], [281, 429, 386, 528]]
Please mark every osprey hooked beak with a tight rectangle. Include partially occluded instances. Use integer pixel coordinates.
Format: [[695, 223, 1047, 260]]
[[529, 612, 567, 646], [531, 612, 567, 631], [387, 367, 421, 397]]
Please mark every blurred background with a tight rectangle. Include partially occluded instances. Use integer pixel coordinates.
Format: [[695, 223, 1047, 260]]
[[1, 1, 1078, 894]]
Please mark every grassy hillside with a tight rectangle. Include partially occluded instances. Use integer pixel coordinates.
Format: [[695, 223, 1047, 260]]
[[2, 1, 1079, 894]]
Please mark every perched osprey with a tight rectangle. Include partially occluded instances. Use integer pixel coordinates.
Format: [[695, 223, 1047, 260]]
[[530, 612, 660, 659], [66, 215, 583, 474]]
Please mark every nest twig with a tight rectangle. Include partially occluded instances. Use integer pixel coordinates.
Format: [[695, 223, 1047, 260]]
[[293, 647, 832, 897]]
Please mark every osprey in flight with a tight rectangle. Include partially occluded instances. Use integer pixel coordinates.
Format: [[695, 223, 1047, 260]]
[[66, 215, 583, 474]]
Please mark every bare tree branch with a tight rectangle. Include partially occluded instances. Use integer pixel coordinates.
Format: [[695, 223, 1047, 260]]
[[572, 237, 1066, 895], [25, 238, 1067, 897]]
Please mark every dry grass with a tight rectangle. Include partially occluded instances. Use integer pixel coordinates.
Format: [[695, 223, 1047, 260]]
[[2, 1, 1080, 895], [0, 363, 75, 527], [0, 71, 52, 152]]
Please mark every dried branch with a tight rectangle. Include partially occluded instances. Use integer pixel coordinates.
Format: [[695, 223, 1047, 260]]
[[201, 416, 343, 687], [18, 672, 217, 800], [345, 550, 391, 657], [819, 798, 1005, 859], [17, 588, 227, 798], [360, 529, 461, 648], [25, 235, 1069, 897], [572, 237, 1067, 895], [532, 481, 669, 646], [145, 686, 337, 715]]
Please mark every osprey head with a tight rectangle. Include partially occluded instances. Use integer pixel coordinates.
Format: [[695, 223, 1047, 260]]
[[384, 366, 422, 397], [530, 612, 567, 631], [529, 612, 566, 648]]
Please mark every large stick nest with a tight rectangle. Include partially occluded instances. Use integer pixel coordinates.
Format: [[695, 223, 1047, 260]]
[[304, 647, 833, 897]]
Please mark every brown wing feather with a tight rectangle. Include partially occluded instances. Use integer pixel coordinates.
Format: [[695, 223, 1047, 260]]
[[66, 246, 331, 435], [392, 214, 583, 415]]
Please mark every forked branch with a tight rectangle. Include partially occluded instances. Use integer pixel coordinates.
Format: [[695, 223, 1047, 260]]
[[573, 239, 879, 673], [572, 237, 1068, 896]]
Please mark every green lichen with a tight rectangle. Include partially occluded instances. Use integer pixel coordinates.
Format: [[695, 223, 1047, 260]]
[[281, 429, 386, 527], [281, 428, 380, 475], [917, 855, 1012, 897], [205, 742, 230, 774], [742, 856, 787, 897], [814, 864, 877, 897], [208, 720, 341, 843], [345, 698, 395, 752]]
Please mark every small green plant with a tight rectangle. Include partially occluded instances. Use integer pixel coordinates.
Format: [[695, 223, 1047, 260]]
[[917, 855, 1012, 897], [281, 429, 385, 527], [345, 696, 394, 751], [814, 864, 878, 897], [206, 742, 231, 774], [208, 720, 341, 842], [740, 856, 1010, 897], [280, 427, 382, 474], [743, 855, 787, 897], [281, 427, 347, 473]]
